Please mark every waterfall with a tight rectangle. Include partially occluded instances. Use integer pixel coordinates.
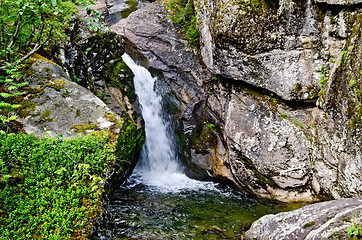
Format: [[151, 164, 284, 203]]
[[122, 53, 179, 174], [122, 53, 207, 192]]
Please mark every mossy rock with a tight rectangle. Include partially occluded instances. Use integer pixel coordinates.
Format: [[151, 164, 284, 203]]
[[102, 57, 137, 103], [189, 119, 218, 155], [106, 116, 145, 193]]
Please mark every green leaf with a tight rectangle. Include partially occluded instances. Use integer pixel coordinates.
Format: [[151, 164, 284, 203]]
[[8, 115, 18, 121], [11, 104, 21, 109], [0, 102, 12, 108], [8, 86, 18, 91], [51, 0, 57, 7], [0, 92, 12, 98]]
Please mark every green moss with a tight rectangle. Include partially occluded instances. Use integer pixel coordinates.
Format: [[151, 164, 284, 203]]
[[44, 80, 67, 91], [115, 117, 145, 162], [104, 112, 122, 129], [102, 58, 137, 103], [106, 116, 145, 194], [0, 132, 115, 239], [38, 109, 53, 123], [71, 123, 99, 133], [189, 119, 218, 155], [303, 221, 316, 229], [76, 109, 81, 117]]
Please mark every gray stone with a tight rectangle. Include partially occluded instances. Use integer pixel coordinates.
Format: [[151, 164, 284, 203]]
[[194, 0, 348, 101], [314, 0, 362, 5], [224, 86, 315, 201], [246, 198, 362, 240], [20, 59, 121, 138]]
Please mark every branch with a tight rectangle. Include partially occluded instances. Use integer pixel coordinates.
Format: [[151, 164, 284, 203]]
[[0, 27, 53, 70], [25, 24, 36, 49], [7, 16, 22, 50], [53, 141, 79, 165]]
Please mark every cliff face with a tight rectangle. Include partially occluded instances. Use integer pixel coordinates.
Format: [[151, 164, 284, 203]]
[[195, 0, 362, 201], [111, 1, 361, 202]]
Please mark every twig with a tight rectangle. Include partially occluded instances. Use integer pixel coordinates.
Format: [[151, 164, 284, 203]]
[[0, 26, 53, 70], [7, 16, 22, 50], [53, 141, 79, 165]]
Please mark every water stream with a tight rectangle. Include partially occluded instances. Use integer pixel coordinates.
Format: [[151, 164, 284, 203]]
[[94, 54, 303, 239]]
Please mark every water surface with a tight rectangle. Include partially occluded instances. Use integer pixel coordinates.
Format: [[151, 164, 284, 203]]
[[96, 172, 303, 239]]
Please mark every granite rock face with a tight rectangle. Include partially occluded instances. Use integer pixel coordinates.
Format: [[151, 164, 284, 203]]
[[245, 198, 362, 240], [110, 1, 362, 202], [194, 0, 349, 101]]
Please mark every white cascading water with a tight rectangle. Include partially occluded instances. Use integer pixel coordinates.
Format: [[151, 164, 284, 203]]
[[122, 53, 214, 192]]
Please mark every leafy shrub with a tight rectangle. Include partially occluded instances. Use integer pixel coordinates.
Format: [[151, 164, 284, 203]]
[[0, 131, 116, 239], [167, 0, 200, 47]]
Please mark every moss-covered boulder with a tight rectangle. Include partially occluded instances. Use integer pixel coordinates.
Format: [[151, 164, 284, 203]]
[[20, 59, 121, 138]]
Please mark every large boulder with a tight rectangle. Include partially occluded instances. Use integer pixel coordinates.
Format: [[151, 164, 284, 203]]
[[246, 198, 362, 240], [20, 59, 121, 138]]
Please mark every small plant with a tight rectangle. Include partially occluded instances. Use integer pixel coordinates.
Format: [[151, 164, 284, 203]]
[[203, 120, 216, 129], [97, 91, 107, 100], [70, 74, 81, 83], [166, 0, 200, 47], [347, 211, 362, 238], [317, 65, 330, 95], [292, 120, 304, 129]]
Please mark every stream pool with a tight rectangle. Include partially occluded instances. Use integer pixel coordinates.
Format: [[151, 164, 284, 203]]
[[94, 171, 303, 240]]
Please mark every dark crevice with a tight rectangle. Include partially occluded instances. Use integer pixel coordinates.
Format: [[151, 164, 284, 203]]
[[216, 75, 318, 109], [314, 2, 362, 13]]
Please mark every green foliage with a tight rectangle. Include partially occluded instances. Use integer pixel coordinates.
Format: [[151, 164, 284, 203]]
[[203, 120, 216, 129], [347, 223, 362, 239], [0, 64, 27, 133], [317, 65, 329, 95], [1, 0, 77, 67], [0, 0, 101, 133], [167, 0, 200, 47], [0, 132, 116, 239], [116, 117, 145, 165]]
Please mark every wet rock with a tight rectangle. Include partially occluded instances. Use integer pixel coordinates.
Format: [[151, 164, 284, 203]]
[[112, 2, 209, 117], [245, 198, 362, 240], [63, 18, 125, 92], [311, 12, 362, 199]]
